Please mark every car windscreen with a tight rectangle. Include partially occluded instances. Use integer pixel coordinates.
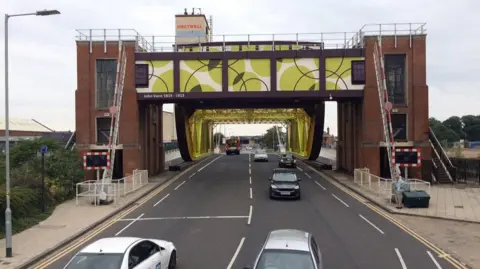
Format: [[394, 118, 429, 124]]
[[282, 154, 293, 159], [273, 172, 297, 182], [64, 253, 124, 269], [256, 249, 315, 269], [256, 150, 266, 154]]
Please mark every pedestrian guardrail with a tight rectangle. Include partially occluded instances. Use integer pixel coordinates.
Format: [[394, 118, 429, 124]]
[[353, 168, 431, 205], [76, 169, 149, 206], [113, 169, 149, 197], [75, 180, 122, 206]]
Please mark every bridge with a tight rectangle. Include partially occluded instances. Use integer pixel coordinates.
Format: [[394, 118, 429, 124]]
[[74, 19, 434, 182]]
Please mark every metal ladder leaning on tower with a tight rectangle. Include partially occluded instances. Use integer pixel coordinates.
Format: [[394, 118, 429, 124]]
[[372, 35, 401, 182], [98, 41, 128, 202]]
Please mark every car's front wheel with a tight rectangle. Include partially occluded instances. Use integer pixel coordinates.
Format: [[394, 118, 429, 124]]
[[168, 250, 177, 269]]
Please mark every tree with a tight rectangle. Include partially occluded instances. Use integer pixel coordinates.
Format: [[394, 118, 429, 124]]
[[429, 117, 442, 128], [260, 126, 286, 150], [0, 138, 85, 237], [443, 116, 464, 138], [461, 115, 480, 141], [429, 117, 460, 146], [429, 115, 480, 147]]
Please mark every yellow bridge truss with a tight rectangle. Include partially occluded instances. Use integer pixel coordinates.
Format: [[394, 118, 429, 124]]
[[183, 108, 317, 159], [193, 108, 310, 124]]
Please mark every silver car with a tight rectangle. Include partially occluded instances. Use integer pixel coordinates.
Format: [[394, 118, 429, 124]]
[[244, 229, 323, 269], [253, 150, 269, 162]]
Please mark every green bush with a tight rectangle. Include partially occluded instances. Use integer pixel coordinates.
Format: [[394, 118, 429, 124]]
[[0, 138, 85, 237]]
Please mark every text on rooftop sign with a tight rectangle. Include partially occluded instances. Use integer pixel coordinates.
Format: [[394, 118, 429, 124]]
[[177, 24, 202, 29]]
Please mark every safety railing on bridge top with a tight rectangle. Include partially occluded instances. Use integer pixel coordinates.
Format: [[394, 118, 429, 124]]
[[353, 168, 431, 205], [75, 22, 427, 53], [76, 169, 149, 206]]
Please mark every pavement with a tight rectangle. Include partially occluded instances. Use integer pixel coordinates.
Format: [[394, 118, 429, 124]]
[[318, 148, 480, 223], [27, 153, 467, 269], [0, 154, 194, 269]]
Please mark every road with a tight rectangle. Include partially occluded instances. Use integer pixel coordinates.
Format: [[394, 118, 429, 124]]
[[40, 153, 459, 269]]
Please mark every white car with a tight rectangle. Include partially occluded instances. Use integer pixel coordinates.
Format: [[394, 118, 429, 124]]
[[63, 237, 176, 269], [254, 150, 269, 162]]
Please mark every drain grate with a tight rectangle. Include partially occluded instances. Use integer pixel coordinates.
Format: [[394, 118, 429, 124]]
[[454, 205, 464, 209]]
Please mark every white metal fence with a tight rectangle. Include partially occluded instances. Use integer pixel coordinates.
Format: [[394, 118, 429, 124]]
[[76, 23, 427, 53], [76, 169, 149, 206], [353, 168, 431, 205]]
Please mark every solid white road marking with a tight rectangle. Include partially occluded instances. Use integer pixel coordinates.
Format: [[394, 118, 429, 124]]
[[332, 194, 350, 207], [118, 216, 249, 221], [304, 172, 311, 178], [249, 176, 252, 184], [198, 155, 223, 172], [314, 181, 327, 190], [188, 172, 196, 179], [359, 214, 385, 235], [227, 237, 245, 269], [115, 213, 144, 236], [174, 180, 186, 190], [250, 187, 253, 199], [153, 193, 170, 207], [427, 251, 443, 269], [296, 167, 303, 172], [247, 205, 253, 225], [395, 248, 407, 269]]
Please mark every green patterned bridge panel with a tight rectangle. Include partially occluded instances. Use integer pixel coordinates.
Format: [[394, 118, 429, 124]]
[[180, 60, 223, 92], [325, 56, 364, 90], [227, 59, 271, 92], [136, 56, 365, 93], [136, 60, 174, 93], [276, 58, 320, 91]]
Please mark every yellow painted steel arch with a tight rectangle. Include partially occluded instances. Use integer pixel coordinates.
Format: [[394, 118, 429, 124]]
[[183, 108, 318, 159]]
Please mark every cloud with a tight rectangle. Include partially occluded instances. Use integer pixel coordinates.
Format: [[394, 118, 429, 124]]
[[0, 0, 477, 135]]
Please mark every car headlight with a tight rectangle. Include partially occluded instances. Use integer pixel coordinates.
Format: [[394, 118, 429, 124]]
[[293, 160, 296, 163], [294, 185, 300, 189], [271, 185, 278, 189]]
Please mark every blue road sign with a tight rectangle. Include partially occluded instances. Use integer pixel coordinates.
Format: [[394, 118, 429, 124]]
[[40, 145, 48, 154]]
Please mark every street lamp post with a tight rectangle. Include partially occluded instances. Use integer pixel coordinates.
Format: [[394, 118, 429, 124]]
[[4, 9, 60, 258]]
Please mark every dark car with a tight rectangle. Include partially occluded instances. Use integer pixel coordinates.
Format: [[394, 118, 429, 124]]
[[269, 169, 301, 199], [279, 153, 296, 168]]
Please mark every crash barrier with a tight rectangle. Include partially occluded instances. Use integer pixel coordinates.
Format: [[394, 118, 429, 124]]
[[317, 156, 337, 167], [76, 169, 149, 206], [353, 168, 431, 204], [165, 149, 181, 162], [307, 160, 333, 170]]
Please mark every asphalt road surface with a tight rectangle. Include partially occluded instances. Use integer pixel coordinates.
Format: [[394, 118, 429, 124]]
[[41, 153, 459, 269]]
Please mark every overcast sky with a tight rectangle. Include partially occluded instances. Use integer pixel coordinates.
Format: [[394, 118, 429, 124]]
[[1, 0, 479, 136]]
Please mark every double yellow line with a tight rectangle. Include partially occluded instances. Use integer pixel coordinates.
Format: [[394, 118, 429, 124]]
[[33, 154, 217, 269], [308, 166, 469, 269], [34, 180, 176, 269]]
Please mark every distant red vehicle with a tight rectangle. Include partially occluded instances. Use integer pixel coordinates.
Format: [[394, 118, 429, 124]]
[[225, 137, 241, 155]]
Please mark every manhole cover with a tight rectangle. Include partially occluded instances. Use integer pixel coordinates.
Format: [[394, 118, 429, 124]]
[[454, 205, 464, 209]]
